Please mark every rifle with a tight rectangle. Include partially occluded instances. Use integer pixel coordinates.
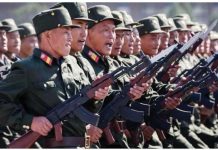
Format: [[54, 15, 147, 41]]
[[97, 42, 181, 129], [149, 70, 218, 133], [171, 51, 218, 84], [157, 20, 218, 83], [157, 69, 218, 116], [8, 57, 148, 148]]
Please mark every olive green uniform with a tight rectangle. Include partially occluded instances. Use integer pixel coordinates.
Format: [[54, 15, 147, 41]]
[[0, 48, 95, 148]]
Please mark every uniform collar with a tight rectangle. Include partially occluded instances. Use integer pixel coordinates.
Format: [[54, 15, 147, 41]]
[[33, 48, 64, 66]]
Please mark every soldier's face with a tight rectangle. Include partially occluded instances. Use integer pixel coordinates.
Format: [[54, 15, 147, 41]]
[[6, 31, 21, 54], [133, 28, 141, 55], [178, 31, 189, 43], [140, 33, 161, 56], [121, 30, 134, 55], [71, 19, 88, 53], [47, 27, 72, 58], [87, 20, 116, 56], [204, 37, 211, 54], [169, 31, 179, 45], [20, 35, 38, 57], [0, 29, 8, 53], [211, 40, 218, 52], [159, 28, 170, 51], [111, 30, 125, 56]]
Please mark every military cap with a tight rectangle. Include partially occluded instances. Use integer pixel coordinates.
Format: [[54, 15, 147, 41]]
[[174, 13, 195, 26], [51, 2, 94, 22], [111, 11, 131, 31], [18, 23, 36, 39], [152, 14, 172, 29], [210, 31, 218, 40], [0, 21, 10, 31], [119, 11, 140, 27], [32, 7, 80, 35], [190, 23, 202, 33], [87, 5, 121, 29], [137, 17, 165, 36], [168, 18, 178, 32], [173, 18, 190, 31], [200, 23, 207, 30], [2, 18, 23, 32]]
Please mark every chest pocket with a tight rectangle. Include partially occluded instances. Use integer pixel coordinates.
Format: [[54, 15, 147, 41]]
[[71, 65, 90, 86], [32, 80, 56, 90]]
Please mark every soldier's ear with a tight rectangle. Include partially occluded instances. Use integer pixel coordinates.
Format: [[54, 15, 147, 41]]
[[43, 31, 51, 39]]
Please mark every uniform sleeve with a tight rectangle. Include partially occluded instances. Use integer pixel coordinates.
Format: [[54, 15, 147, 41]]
[[152, 77, 172, 95], [0, 63, 33, 130]]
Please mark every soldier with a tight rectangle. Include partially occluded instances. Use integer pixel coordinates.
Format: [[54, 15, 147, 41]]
[[137, 16, 193, 148], [51, 2, 108, 145], [0, 20, 14, 148], [18, 22, 38, 59], [1, 18, 22, 62], [82, 5, 146, 148], [0, 7, 109, 148]]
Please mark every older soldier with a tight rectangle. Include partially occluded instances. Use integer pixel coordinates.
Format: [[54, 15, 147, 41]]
[[0, 7, 109, 148], [82, 5, 146, 148], [18, 23, 38, 59], [2, 18, 22, 62]]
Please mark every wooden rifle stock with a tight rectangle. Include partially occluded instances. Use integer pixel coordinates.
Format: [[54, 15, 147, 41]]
[[8, 131, 41, 148], [103, 126, 115, 145]]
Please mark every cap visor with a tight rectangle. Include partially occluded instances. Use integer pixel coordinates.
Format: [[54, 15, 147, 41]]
[[7, 27, 24, 32], [115, 27, 131, 31], [150, 30, 165, 34], [0, 26, 10, 30], [63, 24, 81, 28], [74, 17, 95, 23], [101, 17, 122, 25]]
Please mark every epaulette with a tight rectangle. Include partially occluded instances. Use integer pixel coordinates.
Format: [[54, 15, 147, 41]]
[[40, 52, 52, 66], [88, 50, 99, 63]]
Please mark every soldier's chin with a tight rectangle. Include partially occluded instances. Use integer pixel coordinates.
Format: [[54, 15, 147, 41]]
[[102, 48, 112, 56]]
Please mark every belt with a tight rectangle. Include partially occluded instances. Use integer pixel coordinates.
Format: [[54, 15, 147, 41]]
[[44, 136, 90, 148]]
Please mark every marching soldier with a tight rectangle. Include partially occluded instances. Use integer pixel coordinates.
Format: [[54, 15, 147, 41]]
[[51, 2, 108, 146], [0, 7, 109, 148], [82, 5, 146, 148]]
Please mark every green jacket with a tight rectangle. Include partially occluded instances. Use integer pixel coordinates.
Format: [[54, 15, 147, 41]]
[[0, 48, 93, 141]]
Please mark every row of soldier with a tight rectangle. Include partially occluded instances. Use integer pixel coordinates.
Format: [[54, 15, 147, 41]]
[[0, 2, 218, 148]]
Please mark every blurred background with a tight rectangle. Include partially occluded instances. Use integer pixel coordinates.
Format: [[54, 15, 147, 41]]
[[0, 2, 217, 30]]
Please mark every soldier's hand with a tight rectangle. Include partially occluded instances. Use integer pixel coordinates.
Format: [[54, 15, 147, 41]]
[[130, 84, 145, 100], [31, 116, 53, 136], [94, 86, 110, 100], [141, 124, 155, 141], [86, 124, 103, 143], [141, 79, 153, 92], [164, 97, 182, 110], [168, 65, 180, 77], [199, 105, 214, 117], [208, 81, 218, 93]]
